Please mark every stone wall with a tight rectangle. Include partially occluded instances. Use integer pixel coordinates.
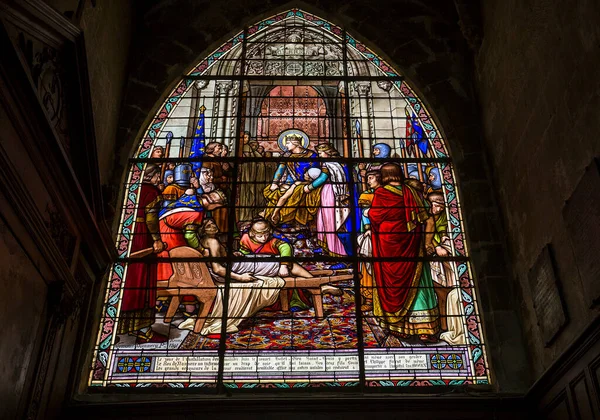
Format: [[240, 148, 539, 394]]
[[476, 0, 600, 379], [0, 85, 53, 417], [0, 217, 47, 419], [0, 2, 115, 417], [78, 0, 133, 184]]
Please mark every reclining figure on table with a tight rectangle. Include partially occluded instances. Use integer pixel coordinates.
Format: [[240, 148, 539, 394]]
[[238, 219, 342, 310], [177, 218, 286, 336], [177, 218, 343, 334]]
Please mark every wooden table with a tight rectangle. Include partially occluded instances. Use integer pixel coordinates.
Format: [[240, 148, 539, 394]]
[[279, 272, 354, 318]]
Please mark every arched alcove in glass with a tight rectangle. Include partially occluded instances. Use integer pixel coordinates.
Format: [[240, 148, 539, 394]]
[[90, 9, 490, 389]]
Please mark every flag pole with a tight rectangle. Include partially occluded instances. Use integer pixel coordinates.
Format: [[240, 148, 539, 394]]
[[160, 131, 173, 182], [355, 119, 367, 191]]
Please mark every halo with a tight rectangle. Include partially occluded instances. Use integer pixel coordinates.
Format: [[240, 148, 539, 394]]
[[277, 129, 310, 152]]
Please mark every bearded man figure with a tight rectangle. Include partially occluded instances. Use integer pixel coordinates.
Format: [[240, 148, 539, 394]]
[[367, 163, 441, 343], [201, 142, 229, 232], [118, 163, 167, 344]]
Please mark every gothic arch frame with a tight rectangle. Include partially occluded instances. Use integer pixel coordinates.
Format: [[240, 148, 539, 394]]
[[82, 3, 528, 401]]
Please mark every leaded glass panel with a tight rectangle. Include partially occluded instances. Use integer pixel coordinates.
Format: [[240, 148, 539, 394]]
[[89, 9, 490, 390]]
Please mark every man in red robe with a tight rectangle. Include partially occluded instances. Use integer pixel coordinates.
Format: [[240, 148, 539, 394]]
[[202, 142, 229, 232], [367, 163, 439, 341], [118, 163, 167, 343]]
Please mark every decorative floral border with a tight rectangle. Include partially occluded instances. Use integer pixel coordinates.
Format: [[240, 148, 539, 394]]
[[107, 383, 218, 389], [89, 8, 488, 387]]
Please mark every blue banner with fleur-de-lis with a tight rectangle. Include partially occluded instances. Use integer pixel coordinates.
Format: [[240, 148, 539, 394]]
[[190, 105, 206, 177]]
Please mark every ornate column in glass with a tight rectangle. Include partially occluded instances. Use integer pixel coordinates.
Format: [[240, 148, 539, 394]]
[[215, 80, 234, 143], [354, 81, 373, 156]]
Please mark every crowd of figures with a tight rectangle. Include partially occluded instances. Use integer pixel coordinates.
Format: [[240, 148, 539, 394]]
[[355, 153, 465, 345], [118, 131, 465, 347]]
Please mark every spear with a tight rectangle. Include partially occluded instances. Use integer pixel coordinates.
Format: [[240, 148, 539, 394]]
[[160, 131, 174, 182]]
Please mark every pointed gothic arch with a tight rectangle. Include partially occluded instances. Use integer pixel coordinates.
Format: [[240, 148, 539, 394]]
[[89, 9, 490, 391]]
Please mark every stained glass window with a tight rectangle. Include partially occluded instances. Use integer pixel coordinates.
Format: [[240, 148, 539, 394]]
[[90, 9, 490, 390]]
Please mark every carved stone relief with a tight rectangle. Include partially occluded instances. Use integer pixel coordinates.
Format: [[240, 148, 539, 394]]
[[8, 27, 73, 154]]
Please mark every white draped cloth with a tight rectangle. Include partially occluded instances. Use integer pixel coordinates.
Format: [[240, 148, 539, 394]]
[[431, 238, 467, 345], [439, 288, 466, 345], [178, 259, 285, 334], [357, 230, 373, 276]]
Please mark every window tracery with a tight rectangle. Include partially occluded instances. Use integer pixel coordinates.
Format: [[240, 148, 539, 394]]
[[89, 9, 489, 390]]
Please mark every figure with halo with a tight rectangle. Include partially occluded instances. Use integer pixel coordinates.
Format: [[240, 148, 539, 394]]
[[263, 130, 325, 226]]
